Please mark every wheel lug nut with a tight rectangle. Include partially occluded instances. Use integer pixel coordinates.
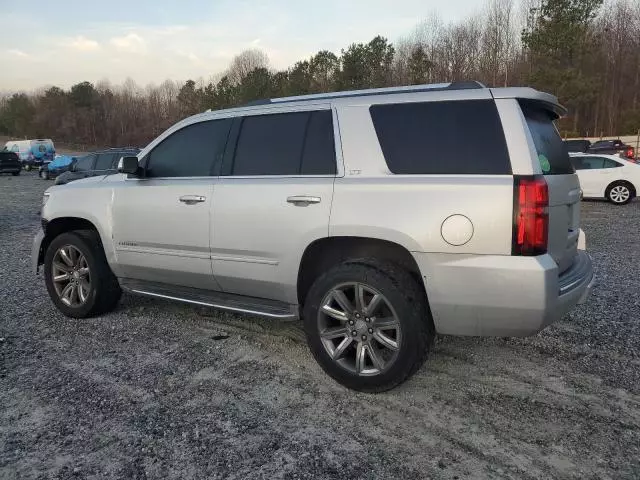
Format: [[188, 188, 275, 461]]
[[348, 320, 354, 326], [355, 313, 361, 319], [368, 328, 373, 334], [361, 335, 367, 341], [351, 330, 357, 337], [365, 317, 370, 322]]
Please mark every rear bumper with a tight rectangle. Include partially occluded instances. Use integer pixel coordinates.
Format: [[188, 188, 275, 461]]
[[413, 248, 594, 337]]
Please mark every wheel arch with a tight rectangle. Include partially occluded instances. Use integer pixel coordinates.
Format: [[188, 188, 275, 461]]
[[297, 236, 426, 306], [38, 216, 106, 269], [605, 179, 636, 199]]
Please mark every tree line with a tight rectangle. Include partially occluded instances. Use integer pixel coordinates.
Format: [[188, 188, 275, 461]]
[[1, 0, 639, 149]]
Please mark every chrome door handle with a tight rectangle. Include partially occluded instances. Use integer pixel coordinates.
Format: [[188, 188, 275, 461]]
[[287, 195, 321, 206], [179, 195, 206, 204]]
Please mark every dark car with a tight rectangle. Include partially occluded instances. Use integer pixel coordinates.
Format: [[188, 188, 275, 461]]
[[588, 139, 635, 160], [55, 147, 141, 185], [563, 139, 591, 153], [0, 151, 22, 176]]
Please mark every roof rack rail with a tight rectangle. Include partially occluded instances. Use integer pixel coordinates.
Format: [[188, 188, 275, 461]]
[[240, 81, 486, 107]]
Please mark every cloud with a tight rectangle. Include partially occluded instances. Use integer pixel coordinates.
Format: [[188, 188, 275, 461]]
[[110, 33, 146, 54], [7, 49, 29, 57], [63, 35, 100, 51]]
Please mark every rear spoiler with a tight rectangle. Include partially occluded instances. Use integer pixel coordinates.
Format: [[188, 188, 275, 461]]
[[491, 87, 567, 119]]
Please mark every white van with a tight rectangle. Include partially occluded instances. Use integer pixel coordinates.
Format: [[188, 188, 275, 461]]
[[4, 139, 56, 170]]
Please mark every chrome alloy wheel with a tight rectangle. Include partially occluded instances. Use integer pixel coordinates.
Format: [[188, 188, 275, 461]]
[[317, 282, 402, 376], [609, 185, 630, 203], [52, 245, 91, 307]]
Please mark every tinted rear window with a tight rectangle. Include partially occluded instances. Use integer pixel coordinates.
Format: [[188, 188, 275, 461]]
[[369, 99, 511, 175], [231, 110, 336, 176], [521, 103, 574, 175]]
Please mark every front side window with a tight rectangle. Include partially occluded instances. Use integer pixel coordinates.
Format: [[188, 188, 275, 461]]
[[146, 119, 232, 178], [370, 100, 511, 175], [75, 154, 96, 172], [231, 110, 336, 176], [95, 153, 117, 170]]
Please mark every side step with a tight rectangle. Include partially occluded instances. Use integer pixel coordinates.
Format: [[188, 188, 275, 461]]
[[119, 279, 299, 319]]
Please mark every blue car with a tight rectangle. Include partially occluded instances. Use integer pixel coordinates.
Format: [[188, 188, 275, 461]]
[[39, 155, 76, 180]]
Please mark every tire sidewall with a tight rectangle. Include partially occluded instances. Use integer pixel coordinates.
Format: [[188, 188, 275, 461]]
[[303, 262, 427, 392], [44, 232, 102, 318]]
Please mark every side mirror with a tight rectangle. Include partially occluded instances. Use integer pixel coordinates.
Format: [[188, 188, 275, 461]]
[[118, 156, 139, 175]]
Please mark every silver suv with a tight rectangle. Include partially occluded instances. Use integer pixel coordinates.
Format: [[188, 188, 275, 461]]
[[32, 81, 594, 392]]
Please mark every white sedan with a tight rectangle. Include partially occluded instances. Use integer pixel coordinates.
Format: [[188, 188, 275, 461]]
[[569, 153, 640, 205]]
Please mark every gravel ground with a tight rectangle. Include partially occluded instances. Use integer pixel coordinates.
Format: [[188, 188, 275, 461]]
[[1, 172, 639, 480]]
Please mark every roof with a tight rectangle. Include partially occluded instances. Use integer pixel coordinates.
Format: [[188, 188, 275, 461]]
[[244, 81, 486, 106]]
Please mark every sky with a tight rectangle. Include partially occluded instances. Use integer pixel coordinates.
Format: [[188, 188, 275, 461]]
[[0, 0, 478, 91]]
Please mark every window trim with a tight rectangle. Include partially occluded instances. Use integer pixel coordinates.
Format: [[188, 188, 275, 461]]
[[219, 104, 343, 179]]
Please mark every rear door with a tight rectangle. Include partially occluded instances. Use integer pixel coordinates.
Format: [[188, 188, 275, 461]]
[[521, 102, 580, 273], [211, 107, 337, 304]]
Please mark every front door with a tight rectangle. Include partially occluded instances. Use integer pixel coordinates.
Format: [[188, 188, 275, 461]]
[[211, 108, 338, 304], [112, 118, 232, 290]]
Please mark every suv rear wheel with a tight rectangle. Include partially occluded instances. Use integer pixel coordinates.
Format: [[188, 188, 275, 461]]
[[44, 230, 121, 318], [303, 260, 434, 392]]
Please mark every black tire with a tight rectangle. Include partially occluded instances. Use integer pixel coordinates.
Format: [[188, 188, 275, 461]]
[[11, 170, 20, 176], [44, 230, 121, 318], [605, 181, 634, 205], [303, 259, 434, 393]]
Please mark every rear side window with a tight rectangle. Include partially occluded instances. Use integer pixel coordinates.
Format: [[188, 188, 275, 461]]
[[231, 110, 336, 176], [603, 158, 622, 168], [370, 100, 511, 175], [521, 103, 574, 175], [146, 119, 232, 178], [301, 110, 336, 175]]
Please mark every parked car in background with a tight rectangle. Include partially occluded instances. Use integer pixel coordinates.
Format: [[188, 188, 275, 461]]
[[3, 139, 56, 170], [570, 153, 639, 204], [587, 139, 635, 160], [563, 139, 591, 153], [32, 82, 594, 392], [55, 147, 140, 185], [39, 155, 76, 180], [0, 151, 22, 176]]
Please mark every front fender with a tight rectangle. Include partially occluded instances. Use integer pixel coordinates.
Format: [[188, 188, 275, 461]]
[[31, 229, 45, 274]]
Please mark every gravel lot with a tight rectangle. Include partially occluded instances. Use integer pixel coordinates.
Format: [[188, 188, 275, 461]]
[[1, 172, 639, 480]]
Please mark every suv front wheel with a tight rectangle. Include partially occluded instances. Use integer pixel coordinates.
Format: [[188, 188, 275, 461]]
[[44, 230, 122, 318], [303, 260, 434, 392]]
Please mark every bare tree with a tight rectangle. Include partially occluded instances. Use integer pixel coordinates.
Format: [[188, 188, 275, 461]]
[[226, 49, 270, 86]]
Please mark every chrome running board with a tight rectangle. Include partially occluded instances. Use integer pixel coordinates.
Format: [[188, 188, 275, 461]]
[[119, 278, 299, 319]]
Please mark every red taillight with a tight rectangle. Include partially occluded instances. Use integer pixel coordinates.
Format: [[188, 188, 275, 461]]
[[513, 176, 549, 256], [626, 147, 634, 159]]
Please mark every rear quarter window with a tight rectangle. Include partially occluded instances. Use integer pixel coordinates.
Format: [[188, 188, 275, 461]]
[[369, 99, 511, 175], [520, 102, 574, 175]]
